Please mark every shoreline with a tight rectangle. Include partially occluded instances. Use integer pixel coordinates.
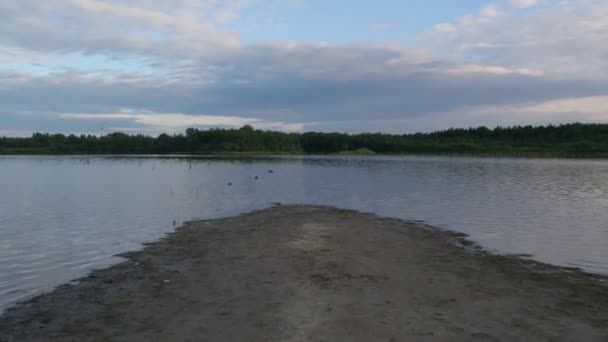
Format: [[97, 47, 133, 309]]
[[3, 151, 608, 160], [1, 205, 607, 341]]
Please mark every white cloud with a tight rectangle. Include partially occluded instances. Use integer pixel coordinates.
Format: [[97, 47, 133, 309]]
[[511, 96, 608, 120], [480, 4, 502, 17], [510, 0, 539, 8], [422, 0, 608, 78], [351, 97, 608, 133], [433, 23, 456, 33], [214, 10, 240, 24], [434, 63, 543, 76], [0, 0, 241, 59], [60, 111, 304, 132], [423, 96, 608, 129], [64, 0, 241, 46]]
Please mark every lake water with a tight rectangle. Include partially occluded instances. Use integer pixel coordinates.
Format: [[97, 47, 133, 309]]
[[1, 155, 608, 310]]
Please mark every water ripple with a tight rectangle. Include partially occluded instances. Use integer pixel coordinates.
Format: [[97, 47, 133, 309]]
[[1, 155, 608, 311]]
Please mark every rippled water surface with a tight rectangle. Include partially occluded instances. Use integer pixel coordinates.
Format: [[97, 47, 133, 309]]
[[1, 155, 608, 310]]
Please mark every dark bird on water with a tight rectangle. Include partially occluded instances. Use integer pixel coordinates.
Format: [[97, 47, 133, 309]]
[[228, 182, 232, 186], [255, 176, 259, 180], [268, 170, 274, 173]]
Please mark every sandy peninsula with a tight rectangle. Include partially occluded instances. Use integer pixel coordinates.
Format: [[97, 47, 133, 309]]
[[1, 205, 607, 341]]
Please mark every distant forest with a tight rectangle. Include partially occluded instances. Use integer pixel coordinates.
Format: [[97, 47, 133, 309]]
[[2, 123, 608, 156]]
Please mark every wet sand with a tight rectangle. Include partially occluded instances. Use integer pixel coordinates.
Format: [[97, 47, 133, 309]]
[[1, 205, 607, 341]]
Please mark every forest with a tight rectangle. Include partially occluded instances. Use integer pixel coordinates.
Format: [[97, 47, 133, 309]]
[[1, 123, 608, 156]]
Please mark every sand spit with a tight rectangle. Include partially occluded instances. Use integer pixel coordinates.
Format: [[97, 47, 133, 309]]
[[1, 206, 607, 341]]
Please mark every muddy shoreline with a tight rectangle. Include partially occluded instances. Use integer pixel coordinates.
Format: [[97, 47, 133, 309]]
[[1, 205, 607, 341]]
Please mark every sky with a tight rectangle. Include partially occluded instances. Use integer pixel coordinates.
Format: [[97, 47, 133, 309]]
[[1, 0, 608, 136]]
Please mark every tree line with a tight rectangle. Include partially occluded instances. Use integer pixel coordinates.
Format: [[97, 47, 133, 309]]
[[1, 123, 608, 156]]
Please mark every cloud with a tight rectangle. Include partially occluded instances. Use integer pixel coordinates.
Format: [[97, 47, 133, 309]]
[[313, 95, 608, 133], [60, 110, 304, 132], [422, 0, 608, 78], [418, 96, 608, 130], [1, 0, 607, 134], [479, 4, 502, 17], [505, 96, 608, 120], [510, 0, 539, 8], [433, 23, 456, 33], [432, 64, 543, 76], [3, 49, 606, 134], [0, 0, 240, 59], [65, 0, 229, 38]]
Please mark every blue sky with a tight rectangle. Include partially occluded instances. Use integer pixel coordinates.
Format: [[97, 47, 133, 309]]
[[228, 0, 490, 43], [1, 0, 607, 136]]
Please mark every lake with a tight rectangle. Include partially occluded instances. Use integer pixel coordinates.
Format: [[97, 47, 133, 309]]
[[1, 155, 607, 310]]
